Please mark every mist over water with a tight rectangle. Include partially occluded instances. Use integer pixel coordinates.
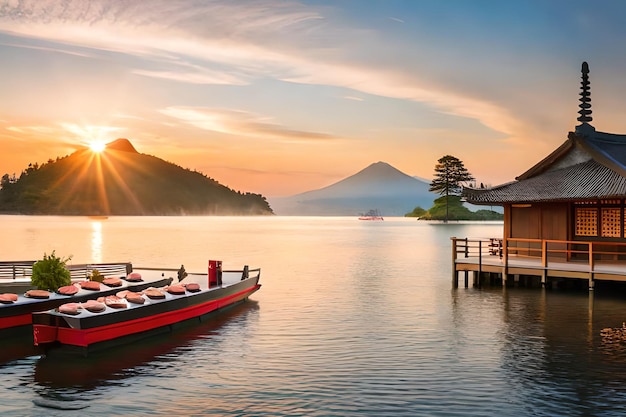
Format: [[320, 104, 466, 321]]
[[2, 216, 626, 416]]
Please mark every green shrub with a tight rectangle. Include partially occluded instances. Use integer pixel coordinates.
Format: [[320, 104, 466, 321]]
[[89, 269, 104, 282], [405, 206, 427, 218], [31, 251, 72, 291]]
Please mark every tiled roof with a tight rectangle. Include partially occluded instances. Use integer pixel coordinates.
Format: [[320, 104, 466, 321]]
[[464, 159, 626, 204], [467, 64, 626, 206], [581, 129, 626, 177]]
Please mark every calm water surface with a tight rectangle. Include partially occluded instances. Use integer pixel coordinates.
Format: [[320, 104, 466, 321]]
[[2, 216, 626, 416]]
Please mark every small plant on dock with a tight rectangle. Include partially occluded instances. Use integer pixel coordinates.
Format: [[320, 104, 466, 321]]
[[31, 251, 72, 291], [89, 269, 104, 282]]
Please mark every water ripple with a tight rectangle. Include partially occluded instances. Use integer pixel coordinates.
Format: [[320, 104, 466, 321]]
[[3, 218, 626, 415]]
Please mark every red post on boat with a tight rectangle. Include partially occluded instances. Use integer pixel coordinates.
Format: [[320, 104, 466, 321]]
[[208, 260, 222, 287]]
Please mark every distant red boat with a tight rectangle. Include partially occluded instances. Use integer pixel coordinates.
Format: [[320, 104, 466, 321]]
[[358, 209, 384, 221], [32, 261, 261, 355]]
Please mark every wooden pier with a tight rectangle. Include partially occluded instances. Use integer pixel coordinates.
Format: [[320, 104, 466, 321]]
[[451, 237, 626, 290]]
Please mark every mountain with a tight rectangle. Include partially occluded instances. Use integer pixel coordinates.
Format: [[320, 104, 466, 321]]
[[0, 138, 273, 216], [269, 161, 437, 216]]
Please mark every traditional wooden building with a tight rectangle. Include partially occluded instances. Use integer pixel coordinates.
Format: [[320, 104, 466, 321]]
[[454, 62, 626, 289]]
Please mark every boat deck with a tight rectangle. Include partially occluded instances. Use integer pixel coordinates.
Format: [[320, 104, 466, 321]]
[[31, 266, 261, 352]]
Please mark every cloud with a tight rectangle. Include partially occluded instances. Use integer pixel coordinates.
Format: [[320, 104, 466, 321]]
[[283, 60, 522, 137], [3, 123, 124, 146], [159, 106, 334, 142], [131, 68, 247, 85], [0, 0, 522, 138], [6, 125, 59, 134], [130, 52, 253, 84], [0, 0, 324, 62], [0, 40, 93, 57]]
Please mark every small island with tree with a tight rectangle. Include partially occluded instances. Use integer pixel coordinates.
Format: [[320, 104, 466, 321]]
[[405, 155, 503, 221]]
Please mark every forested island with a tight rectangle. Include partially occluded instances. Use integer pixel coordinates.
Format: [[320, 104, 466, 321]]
[[405, 155, 503, 221], [0, 139, 273, 216], [405, 196, 503, 221]]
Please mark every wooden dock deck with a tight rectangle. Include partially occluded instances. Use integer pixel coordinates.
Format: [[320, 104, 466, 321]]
[[451, 237, 626, 290]]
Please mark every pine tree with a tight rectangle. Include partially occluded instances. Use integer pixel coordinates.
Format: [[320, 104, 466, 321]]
[[429, 155, 475, 222]]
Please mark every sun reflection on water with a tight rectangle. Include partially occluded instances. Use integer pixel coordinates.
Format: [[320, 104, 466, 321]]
[[90, 221, 103, 263]]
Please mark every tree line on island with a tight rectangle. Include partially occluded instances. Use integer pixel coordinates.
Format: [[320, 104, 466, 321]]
[[405, 155, 503, 222], [0, 139, 273, 216]]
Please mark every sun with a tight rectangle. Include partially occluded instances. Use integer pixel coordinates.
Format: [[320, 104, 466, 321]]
[[88, 141, 106, 153]]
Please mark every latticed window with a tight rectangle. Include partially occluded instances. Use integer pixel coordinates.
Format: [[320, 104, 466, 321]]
[[601, 208, 621, 237], [575, 207, 597, 236], [574, 200, 626, 238]]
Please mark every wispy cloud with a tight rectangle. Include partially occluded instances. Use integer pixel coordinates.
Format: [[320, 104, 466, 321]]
[[6, 122, 125, 145], [131, 69, 247, 85], [0, 41, 93, 57], [6, 125, 59, 134], [0, 0, 522, 138], [0, 0, 324, 66], [159, 106, 334, 142], [284, 61, 522, 137]]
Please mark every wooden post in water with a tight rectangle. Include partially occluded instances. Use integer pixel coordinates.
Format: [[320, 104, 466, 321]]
[[541, 240, 547, 287], [588, 242, 595, 291], [503, 238, 509, 284], [477, 240, 483, 288], [451, 237, 458, 288]]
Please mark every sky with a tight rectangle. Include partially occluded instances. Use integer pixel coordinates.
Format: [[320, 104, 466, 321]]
[[2, 0, 626, 197]]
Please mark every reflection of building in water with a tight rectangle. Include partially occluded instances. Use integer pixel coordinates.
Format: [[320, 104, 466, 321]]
[[91, 221, 103, 263], [470, 289, 626, 414]]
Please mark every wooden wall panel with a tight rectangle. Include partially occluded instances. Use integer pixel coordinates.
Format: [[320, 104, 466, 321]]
[[511, 206, 540, 239], [541, 205, 568, 240]]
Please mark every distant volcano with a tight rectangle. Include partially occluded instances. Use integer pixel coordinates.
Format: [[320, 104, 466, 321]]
[[268, 162, 437, 216]]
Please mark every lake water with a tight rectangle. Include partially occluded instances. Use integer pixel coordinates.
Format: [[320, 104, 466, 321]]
[[2, 215, 626, 416]]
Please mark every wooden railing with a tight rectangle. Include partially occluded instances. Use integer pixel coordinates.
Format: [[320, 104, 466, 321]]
[[452, 236, 626, 271], [451, 237, 503, 260], [66, 262, 133, 281], [0, 261, 132, 281], [0, 261, 36, 280]]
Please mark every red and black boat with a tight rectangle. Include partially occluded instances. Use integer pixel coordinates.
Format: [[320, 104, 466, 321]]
[[0, 262, 174, 333], [32, 261, 261, 355]]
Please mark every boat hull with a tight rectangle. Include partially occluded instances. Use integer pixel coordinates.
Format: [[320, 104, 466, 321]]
[[33, 275, 260, 354]]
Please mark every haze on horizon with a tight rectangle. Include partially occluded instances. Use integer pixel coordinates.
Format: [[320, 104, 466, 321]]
[[1, 0, 626, 198]]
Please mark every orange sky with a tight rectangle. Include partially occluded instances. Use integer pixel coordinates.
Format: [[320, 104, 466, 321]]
[[2, 1, 626, 197]]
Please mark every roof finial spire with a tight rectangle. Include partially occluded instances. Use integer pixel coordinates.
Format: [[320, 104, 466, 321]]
[[577, 61, 592, 124]]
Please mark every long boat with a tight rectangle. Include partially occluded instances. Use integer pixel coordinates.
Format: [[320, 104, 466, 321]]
[[32, 261, 261, 355], [0, 262, 174, 333]]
